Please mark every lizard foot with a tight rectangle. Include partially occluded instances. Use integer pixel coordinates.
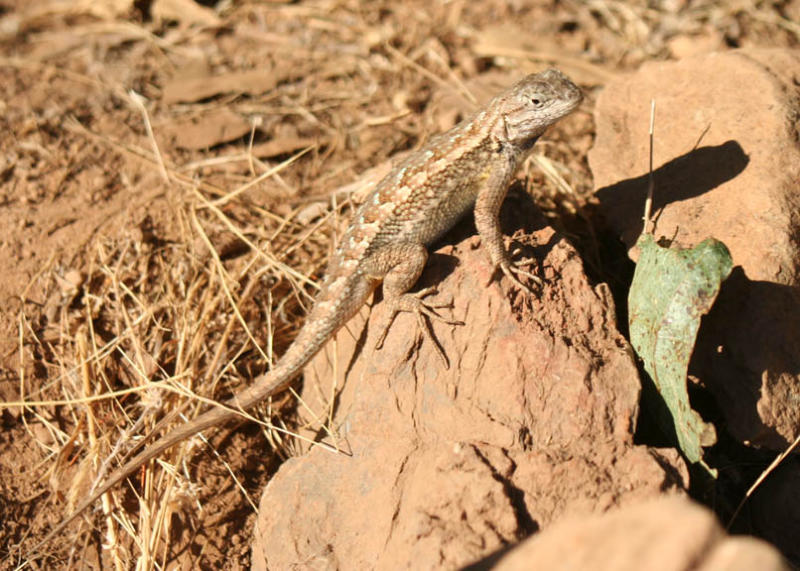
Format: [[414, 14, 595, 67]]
[[375, 286, 464, 369], [488, 248, 544, 295], [499, 260, 543, 294]]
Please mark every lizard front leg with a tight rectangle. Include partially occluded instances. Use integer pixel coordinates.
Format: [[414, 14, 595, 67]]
[[474, 163, 543, 294], [362, 242, 462, 368]]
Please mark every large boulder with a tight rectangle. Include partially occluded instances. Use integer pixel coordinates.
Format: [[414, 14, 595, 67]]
[[251, 202, 686, 569]]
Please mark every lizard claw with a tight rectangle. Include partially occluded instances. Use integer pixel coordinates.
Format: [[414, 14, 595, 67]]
[[375, 287, 463, 369], [503, 261, 543, 293], [488, 258, 543, 295]]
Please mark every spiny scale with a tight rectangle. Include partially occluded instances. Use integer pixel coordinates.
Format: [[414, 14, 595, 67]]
[[27, 68, 581, 559]]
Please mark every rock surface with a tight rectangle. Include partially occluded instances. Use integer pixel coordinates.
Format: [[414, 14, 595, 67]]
[[488, 496, 789, 571], [251, 201, 687, 569], [589, 49, 800, 449]]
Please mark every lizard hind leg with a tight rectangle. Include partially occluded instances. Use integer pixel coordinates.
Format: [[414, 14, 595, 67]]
[[363, 242, 463, 369]]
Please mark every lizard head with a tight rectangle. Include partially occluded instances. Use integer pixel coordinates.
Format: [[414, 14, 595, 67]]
[[498, 68, 583, 146]]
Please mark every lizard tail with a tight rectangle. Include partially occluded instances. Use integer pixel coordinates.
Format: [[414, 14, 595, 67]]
[[27, 273, 376, 559]]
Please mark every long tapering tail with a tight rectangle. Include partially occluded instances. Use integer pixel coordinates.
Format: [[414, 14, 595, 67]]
[[26, 271, 376, 560]]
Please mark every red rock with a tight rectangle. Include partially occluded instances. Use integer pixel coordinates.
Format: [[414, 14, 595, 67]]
[[589, 49, 800, 449], [251, 202, 687, 569], [490, 496, 788, 571]]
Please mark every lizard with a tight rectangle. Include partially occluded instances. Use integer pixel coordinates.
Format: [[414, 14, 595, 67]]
[[27, 68, 582, 557]]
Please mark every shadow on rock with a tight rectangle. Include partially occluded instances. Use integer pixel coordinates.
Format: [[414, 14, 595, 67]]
[[594, 141, 749, 243], [693, 268, 800, 449]]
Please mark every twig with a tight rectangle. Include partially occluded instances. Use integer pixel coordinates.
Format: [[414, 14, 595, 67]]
[[128, 90, 170, 183], [727, 433, 800, 530], [642, 99, 655, 235]]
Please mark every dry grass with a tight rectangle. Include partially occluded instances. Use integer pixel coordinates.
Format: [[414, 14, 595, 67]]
[[0, 0, 798, 567], [15, 177, 335, 567], [7, 52, 351, 563]]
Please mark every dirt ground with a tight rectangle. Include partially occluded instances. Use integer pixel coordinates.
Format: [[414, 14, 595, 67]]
[[0, 0, 798, 569]]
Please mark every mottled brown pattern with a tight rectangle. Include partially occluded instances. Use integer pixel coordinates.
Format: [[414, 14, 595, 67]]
[[30, 69, 582, 554]]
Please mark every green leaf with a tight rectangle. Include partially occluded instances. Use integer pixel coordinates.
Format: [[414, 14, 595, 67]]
[[628, 234, 733, 474]]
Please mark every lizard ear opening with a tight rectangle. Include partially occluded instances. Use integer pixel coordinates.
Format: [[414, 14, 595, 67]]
[[502, 114, 518, 141], [503, 115, 514, 140], [502, 109, 541, 144]]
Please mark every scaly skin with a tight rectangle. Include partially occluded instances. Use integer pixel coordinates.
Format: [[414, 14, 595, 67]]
[[27, 68, 582, 558]]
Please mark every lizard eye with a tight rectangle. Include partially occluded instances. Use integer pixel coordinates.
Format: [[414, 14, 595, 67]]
[[531, 97, 543, 106]]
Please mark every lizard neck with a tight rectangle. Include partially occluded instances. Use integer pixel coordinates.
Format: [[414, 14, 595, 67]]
[[516, 134, 540, 152]]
